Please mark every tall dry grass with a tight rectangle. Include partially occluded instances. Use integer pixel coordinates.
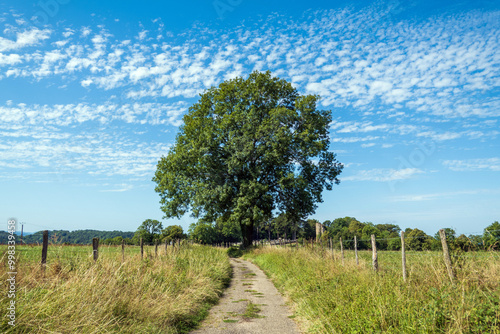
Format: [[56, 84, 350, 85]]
[[245, 246, 500, 333], [0, 244, 231, 333]]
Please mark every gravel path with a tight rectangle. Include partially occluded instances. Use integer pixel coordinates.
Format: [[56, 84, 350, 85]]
[[191, 258, 301, 334]]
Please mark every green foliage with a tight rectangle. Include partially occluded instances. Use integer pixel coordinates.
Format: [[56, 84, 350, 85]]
[[188, 219, 241, 244], [273, 213, 299, 239], [227, 246, 243, 258], [133, 219, 163, 245], [320, 217, 371, 249], [376, 224, 401, 250], [3, 230, 134, 245], [153, 71, 343, 247], [484, 221, 500, 250], [101, 236, 135, 245], [406, 228, 432, 251], [183, 216, 500, 252], [189, 222, 218, 245], [433, 228, 457, 251], [161, 225, 186, 243], [300, 219, 317, 240]]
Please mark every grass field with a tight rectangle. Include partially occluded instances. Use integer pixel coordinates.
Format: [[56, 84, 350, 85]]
[[244, 246, 500, 334], [0, 243, 231, 333]]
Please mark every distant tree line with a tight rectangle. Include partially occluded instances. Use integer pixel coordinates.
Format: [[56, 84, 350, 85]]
[[0, 229, 135, 245], [188, 216, 500, 251], [3, 219, 498, 251], [315, 218, 500, 251], [117, 219, 187, 246]]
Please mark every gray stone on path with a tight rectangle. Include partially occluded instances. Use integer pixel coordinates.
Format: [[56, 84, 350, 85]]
[[191, 258, 301, 334]]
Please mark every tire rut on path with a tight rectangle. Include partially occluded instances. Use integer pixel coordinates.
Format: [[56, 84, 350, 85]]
[[191, 258, 301, 334]]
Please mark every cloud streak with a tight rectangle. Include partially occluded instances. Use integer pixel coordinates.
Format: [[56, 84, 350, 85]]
[[443, 158, 500, 172], [342, 168, 424, 182], [0, 101, 187, 127]]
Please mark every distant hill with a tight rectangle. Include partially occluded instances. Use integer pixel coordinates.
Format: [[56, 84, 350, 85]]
[[0, 229, 134, 245], [14, 231, 34, 236]]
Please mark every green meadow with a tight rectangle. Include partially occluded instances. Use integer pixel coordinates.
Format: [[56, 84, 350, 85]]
[[244, 246, 500, 334]]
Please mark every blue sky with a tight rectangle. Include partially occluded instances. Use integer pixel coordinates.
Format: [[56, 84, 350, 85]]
[[1, 0, 499, 235]]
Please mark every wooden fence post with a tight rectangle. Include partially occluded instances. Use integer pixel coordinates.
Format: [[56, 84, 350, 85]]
[[354, 235, 359, 265], [155, 240, 158, 258], [439, 229, 455, 283], [140, 237, 143, 260], [41, 230, 48, 270], [401, 231, 407, 281], [371, 234, 378, 272], [122, 239, 125, 262], [92, 238, 99, 262], [340, 237, 345, 265], [330, 238, 334, 260], [165, 239, 168, 254]]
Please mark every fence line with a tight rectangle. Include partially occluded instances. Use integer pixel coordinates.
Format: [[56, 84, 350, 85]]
[[248, 229, 498, 282], [3, 229, 498, 284], [0, 231, 196, 270]]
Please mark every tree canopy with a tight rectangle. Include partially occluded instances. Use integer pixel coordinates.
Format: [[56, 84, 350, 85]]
[[161, 225, 186, 243], [153, 71, 343, 247], [133, 219, 163, 244]]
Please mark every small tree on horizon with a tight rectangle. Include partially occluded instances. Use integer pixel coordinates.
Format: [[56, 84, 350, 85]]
[[161, 225, 185, 243], [133, 219, 163, 244]]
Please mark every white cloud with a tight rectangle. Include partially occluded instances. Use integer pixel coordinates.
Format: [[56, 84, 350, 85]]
[[138, 30, 148, 41], [0, 53, 22, 66], [0, 28, 51, 52], [0, 101, 188, 127], [100, 184, 134, 192], [343, 168, 424, 182], [0, 7, 497, 124], [392, 189, 500, 202], [81, 27, 92, 37], [62, 29, 74, 38], [443, 158, 500, 172], [335, 121, 390, 133], [332, 136, 380, 143], [416, 131, 462, 141], [0, 133, 172, 180], [0, 6, 498, 184]]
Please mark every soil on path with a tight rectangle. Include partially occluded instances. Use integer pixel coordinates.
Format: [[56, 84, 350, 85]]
[[191, 258, 301, 334]]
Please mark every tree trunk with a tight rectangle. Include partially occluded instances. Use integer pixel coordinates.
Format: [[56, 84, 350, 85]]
[[241, 222, 254, 248]]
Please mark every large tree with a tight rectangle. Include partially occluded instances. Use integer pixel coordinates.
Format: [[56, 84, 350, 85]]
[[153, 71, 343, 247]]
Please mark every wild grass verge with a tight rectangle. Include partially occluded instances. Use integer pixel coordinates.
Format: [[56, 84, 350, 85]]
[[244, 247, 499, 334], [0, 244, 231, 333]]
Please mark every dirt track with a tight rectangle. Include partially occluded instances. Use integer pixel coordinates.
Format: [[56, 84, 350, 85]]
[[191, 258, 301, 334]]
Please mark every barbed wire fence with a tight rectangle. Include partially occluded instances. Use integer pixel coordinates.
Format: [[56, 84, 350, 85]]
[[250, 227, 500, 283], [1, 227, 194, 274]]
